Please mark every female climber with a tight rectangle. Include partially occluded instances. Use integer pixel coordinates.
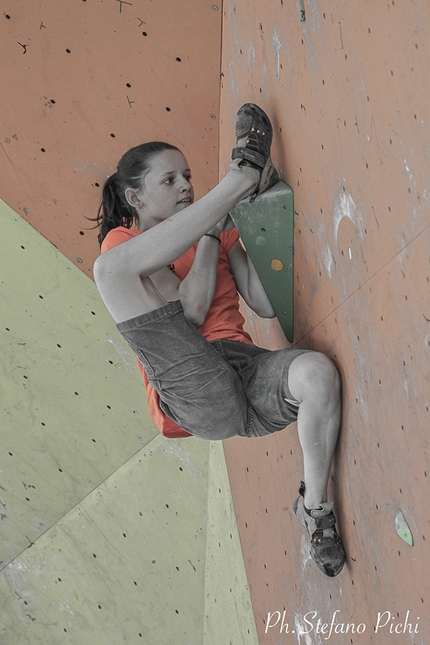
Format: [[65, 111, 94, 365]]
[[92, 103, 346, 577]]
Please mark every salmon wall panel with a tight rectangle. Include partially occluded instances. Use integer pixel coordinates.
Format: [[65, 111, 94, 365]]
[[0, 0, 222, 274], [220, 1, 429, 643], [220, 0, 430, 338]]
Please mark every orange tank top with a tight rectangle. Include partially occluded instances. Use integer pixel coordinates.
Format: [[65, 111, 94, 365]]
[[101, 226, 253, 437]]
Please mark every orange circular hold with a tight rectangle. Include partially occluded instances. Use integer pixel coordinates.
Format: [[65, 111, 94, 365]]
[[270, 258, 284, 271]]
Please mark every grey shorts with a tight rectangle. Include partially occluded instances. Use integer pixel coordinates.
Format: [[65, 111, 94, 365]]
[[117, 300, 311, 440]]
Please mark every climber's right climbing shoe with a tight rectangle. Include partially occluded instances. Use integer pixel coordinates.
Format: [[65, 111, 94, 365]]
[[232, 103, 279, 202]]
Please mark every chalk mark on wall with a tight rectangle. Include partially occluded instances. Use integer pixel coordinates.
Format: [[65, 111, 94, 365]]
[[334, 190, 365, 245]]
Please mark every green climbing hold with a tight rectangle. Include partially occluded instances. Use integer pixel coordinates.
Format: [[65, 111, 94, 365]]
[[394, 509, 414, 546], [229, 180, 294, 342]]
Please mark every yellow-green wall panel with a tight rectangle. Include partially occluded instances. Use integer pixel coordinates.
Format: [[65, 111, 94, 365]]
[[0, 202, 258, 643], [0, 435, 210, 645], [0, 199, 157, 565], [204, 442, 259, 645]]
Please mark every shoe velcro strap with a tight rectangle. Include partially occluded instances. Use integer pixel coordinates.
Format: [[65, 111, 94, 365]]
[[231, 147, 266, 169], [313, 513, 336, 530]]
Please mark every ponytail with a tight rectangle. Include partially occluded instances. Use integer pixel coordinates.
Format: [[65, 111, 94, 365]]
[[95, 173, 136, 246], [92, 141, 180, 246]]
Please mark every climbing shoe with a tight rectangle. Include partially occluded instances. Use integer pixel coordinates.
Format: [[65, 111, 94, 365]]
[[232, 103, 279, 202], [292, 481, 346, 577]]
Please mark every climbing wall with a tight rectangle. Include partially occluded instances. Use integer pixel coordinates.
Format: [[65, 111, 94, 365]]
[[2, 0, 430, 643], [220, 1, 429, 643], [0, 0, 222, 274]]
